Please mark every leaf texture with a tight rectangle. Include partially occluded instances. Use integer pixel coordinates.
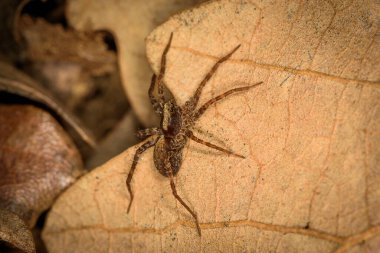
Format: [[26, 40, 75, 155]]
[[43, 0, 380, 252]]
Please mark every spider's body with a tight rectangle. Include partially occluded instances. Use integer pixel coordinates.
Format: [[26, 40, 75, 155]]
[[154, 136, 184, 177], [161, 100, 183, 137], [155, 99, 187, 176], [126, 33, 262, 236]]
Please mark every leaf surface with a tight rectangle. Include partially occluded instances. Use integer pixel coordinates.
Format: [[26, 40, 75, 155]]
[[43, 1, 380, 252], [0, 105, 84, 227]]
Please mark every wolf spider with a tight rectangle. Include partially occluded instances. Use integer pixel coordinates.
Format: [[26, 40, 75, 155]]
[[126, 33, 262, 236]]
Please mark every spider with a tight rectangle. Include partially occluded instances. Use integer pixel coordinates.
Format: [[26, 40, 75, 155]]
[[126, 33, 262, 236]]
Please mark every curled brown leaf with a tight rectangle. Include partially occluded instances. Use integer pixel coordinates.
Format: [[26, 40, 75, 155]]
[[0, 61, 96, 147], [0, 104, 84, 227]]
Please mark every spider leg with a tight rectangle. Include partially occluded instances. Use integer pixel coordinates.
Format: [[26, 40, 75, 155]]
[[148, 75, 162, 114], [194, 82, 262, 119], [187, 131, 245, 158], [168, 169, 201, 236], [185, 44, 241, 110], [136, 127, 161, 139], [126, 136, 159, 213], [148, 33, 174, 113]]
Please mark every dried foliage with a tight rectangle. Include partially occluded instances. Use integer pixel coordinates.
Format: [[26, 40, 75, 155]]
[[0, 209, 35, 253], [0, 104, 84, 252], [42, 0, 380, 252]]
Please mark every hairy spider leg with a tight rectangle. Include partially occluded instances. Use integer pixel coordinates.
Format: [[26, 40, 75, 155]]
[[149, 33, 174, 114], [168, 168, 201, 236], [157, 32, 173, 96], [194, 82, 263, 119], [126, 137, 160, 213], [187, 131, 244, 158], [185, 44, 241, 111], [148, 75, 162, 113], [136, 127, 161, 139]]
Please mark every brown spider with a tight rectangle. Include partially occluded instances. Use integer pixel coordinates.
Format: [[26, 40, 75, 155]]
[[126, 33, 262, 236]]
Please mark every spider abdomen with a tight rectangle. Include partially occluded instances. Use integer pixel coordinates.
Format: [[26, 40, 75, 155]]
[[153, 136, 184, 177]]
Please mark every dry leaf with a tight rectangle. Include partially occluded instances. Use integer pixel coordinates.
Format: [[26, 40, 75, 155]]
[[0, 209, 35, 253], [65, 0, 204, 126], [18, 15, 128, 141], [20, 16, 115, 72], [0, 104, 84, 227], [86, 111, 139, 168], [0, 0, 25, 61], [43, 0, 380, 252], [0, 61, 96, 147]]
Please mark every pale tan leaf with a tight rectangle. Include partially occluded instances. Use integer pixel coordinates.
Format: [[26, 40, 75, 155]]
[[43, 0, 380, 252]]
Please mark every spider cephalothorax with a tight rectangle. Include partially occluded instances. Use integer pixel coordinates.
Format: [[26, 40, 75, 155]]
[[126, 33, 262, 236]]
